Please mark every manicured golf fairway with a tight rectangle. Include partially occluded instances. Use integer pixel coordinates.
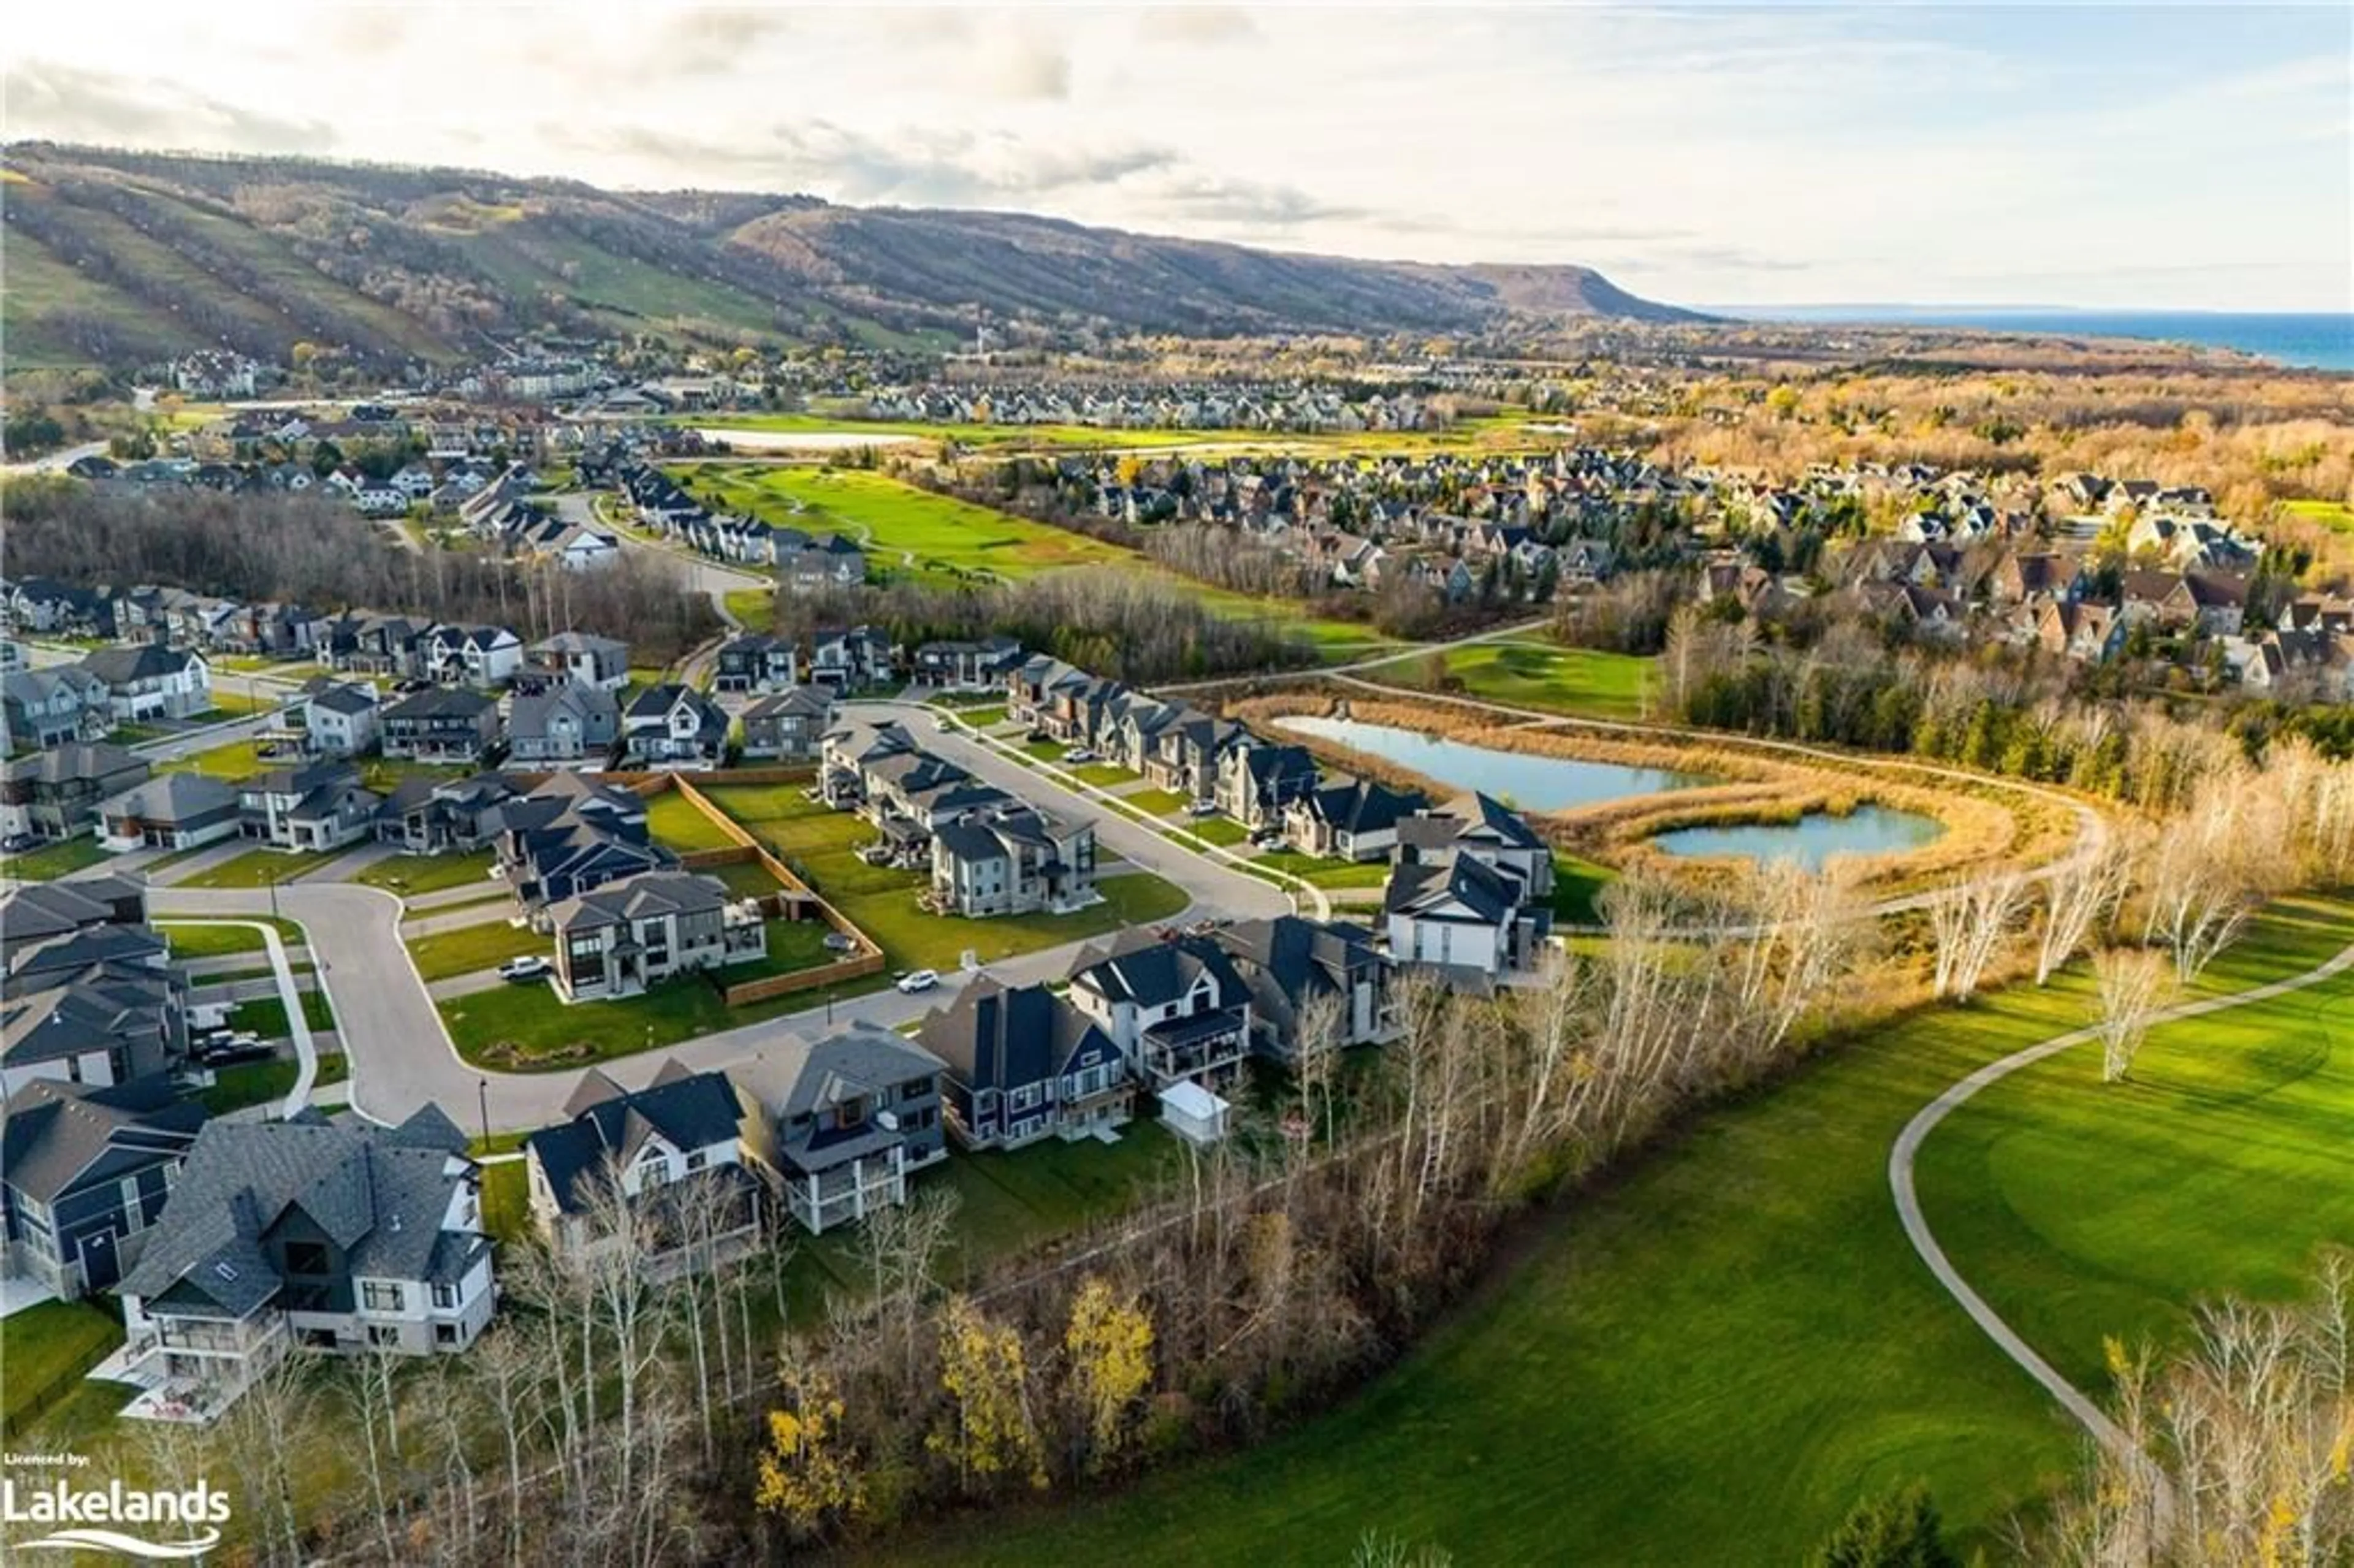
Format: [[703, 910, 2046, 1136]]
[[885, 895, 2353, 1566]]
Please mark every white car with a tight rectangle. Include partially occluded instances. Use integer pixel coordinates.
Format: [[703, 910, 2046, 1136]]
[[498, 955, 551, 983], [1063, 748, 1097, 764], [895, 969, 940, 994], [1186, 800, 1220, 817], [932, 715, 954, 732]]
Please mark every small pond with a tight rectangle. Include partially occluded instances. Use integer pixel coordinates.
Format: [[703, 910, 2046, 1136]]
[[1276, 715, 1714, 813], [1649, 805, 1945, 870]]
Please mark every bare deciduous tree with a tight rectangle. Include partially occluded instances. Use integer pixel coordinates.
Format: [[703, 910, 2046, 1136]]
[[2092, 946, 2178, 1084]]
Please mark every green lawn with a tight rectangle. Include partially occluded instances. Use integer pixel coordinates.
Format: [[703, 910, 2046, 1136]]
[[708, 858, 788, 899], [717, 918, 839, 983], [1177, 817, 1250, 848], [1124, 788, 1190, 817], [935, 1123, 1179, 1281], [723, 586, 775, 629], [1373, 639, 1659, 721], [2283, 497, 2354, 535], [1071, 761, 1142, 789], [438, 965, 896, 1071], [672, 465, 1133, 582], [199, 1051, 350, 1116], [690, 413, 1216, 451], [0, 835, 109, 881], [351, 848, 496, 896], [158, 916, 305, 958], [837, 871, 1190, 973], [481, 1160, 532, 1247], [405, 916, 545, 981], [226, 988, 338, 1040], [179, 846, 355, 889], [916, 897, 2354, 1567], [1247, 849, 1395, 889], [644, 789, 741, 852], [156, 737, 275, 778], [1, 1300, 123, 1439], [1551, 851, 1615, 926]]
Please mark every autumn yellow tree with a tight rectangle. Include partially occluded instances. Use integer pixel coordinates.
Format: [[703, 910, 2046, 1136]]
[[930, 1295, 1048, 1495], [1064, 1277, 1155, 1475], [755, 1352, 865, 1540]]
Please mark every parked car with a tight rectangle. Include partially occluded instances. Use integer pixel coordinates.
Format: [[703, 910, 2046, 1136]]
[[1, 832, 37, 853], [1249, 827, 1285, 847], [498, 956, 551, 983], [821, 931, 854, 953], [1184, 800, 1219, 817], [198, 1035, 271, 1067], [932, 715, 954, 732], [895, 969, 940, 994], [1063, 748, 1097, 764]]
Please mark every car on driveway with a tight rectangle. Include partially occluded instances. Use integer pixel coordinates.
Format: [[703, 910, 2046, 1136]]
[[1184, 800, 1220, 817], [1063, 748, 1097, 764], [197, 1032, 270, 1066], [498, 956, 551, 983], [894, 969, 940, 994], [1, 832, 36, 853]]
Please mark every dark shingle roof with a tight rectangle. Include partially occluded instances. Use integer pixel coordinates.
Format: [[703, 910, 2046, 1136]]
[[525, 1067, 747, 1215]]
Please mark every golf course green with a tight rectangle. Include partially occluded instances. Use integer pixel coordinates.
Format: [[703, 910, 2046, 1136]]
[[885, 893, 2354, 1566]]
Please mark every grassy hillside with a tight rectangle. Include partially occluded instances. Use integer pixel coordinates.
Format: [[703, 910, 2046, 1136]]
[[2, 143, 1701, 371]]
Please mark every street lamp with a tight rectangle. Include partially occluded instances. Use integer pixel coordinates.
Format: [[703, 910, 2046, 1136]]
[[477, 1076, 490, 1148]]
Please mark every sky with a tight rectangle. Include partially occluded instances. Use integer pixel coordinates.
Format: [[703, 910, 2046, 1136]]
[[5, 3, 2350, 311]]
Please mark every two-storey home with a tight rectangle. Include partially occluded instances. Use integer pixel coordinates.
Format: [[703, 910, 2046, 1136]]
[[1, 1078, 206, 1298], [913, 979, 1132, 1149], [712, 634, 800, 695], [238, 762, 381, 852], [1, 743, 150, 842], [1212, 915, 1398, 1064], [1214, 739, 1320, 830], [492, 775, 673, 912], [544, 870, 768, 1003], [1068, 934, 1254, 1092], [732, 1023, 948, 1236], [381, 687, 503, 764], [302, 682, 381, 758], [740, 688, 833, 763], [2, 667, 110, 749], [527, 632, 630, 693], [372, 774, 519, 858], [114, 1106, 495, 1414], [1385, 794, 1555, 979], [525, 1065, 768, 1272], [508, 683, 621, 767], [76, 644, 212, 723], [929, 801, 1097, 918], [422, 625, 525, 688], [621, 685, 728, 769], [910, 636, 1023, 691], [808, 626, 894, 690], [2, 919, 187, 1100]]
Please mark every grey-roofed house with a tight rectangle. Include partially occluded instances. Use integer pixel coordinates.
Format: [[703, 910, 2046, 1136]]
[[1212, 915, 1398, 1062], [373, 773, 520, 857], [712, 633, 800, 695], [1384, 851, 1548, 980], [490, 774, 672, 912], [1214, 739, 1321, 830], [3, 666, 110, 749], [0, 874, 151, 946], [302, 681, 381, 758], [1068, 934, 1254, 1092], [729, 1023, 947, 1236], [381, 686, 503, 764], [546, 870, 768, 1003], [237, 761, 381, 852], [96, 772, 242, 853], [1, 742, 150, 842], [913, 979, 1132, 1149], [527, 631, 630, 693], [115, 1105, 495, 1413], [2, 1078, 207, 1298], [621, 684, 728, 769], [929, 800, 1097, 918], [2, 930, 188, 1097], [739, 687, 832, 763], [524, 1064, 768, 1271], [75, 642, 211, 722], [508, 683, 621, 767], [1282, 777, 1424, 862]]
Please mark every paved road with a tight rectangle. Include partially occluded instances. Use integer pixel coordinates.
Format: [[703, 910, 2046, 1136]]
[[1887, 936, 2354, 1504], [142, 702, 1287, 1132], [0, 440, 108, 476]]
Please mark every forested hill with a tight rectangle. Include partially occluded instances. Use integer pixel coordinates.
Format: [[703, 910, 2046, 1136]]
[[1, 142, 1705, 371]]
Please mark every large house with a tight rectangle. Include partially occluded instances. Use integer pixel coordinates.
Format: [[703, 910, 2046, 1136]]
[[914, 979, 1132, 1149], [1385, 794, 1555, 978], [527, 632, 630, 694], [1211, 916, 1398, 1064], [730, 1024, 948, 1236], [621, 684, 728, 769], [545, 870, 768, 1003], [740, 688, 832, 763], [1068, 934, 1255, 1092], [3, 667, 110, 749], [372, 773, 519, 858], [910, 637, 1023, 691], [1216, 740, 1321, 830], [929, 801, 1098, 918], [381, 687, 503, 764], [712, 634, 800, 695], [2, 908, 187, 1100], [1, 1078, 207, 1298], [1, 743, 150, 842], [525, 1065, 767, 1270], [1282, 777, 1423, 862], [238, 762, 381, 852], [76, 644, 212, 723], [809, 626, 894, 689], [422, 625, 524, 688], [96, 772, 243, 853], [115, 1106, 495, 1412], [508, 683, 621, 767], [302, 682, 381, 758], [492, 774, 674, 911]]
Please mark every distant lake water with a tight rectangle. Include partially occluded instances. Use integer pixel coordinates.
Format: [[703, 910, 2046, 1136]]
[[1275, 715, 1712, 813], [1650, 805, 1945, 872], [1726, 309, 2353, 372]]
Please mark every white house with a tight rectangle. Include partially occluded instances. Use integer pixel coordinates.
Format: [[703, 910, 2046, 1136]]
[[525, 1065, 768, 1272]]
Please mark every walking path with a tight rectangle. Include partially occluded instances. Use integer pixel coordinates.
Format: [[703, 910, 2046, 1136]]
[[1887, 937, 2354, 1487], [168, 916, 319, 1118]]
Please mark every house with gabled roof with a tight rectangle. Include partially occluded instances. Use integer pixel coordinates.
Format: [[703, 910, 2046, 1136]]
[[524, 1064, 768, 1270], [1385, 793, 1555, 979], [1, 742, 151, 843], [621, 684, 728, 769], [96, 772, 242, 853], [544, 870, 767, 1003], [114, 1105, 495, 1412], [1068, 932, 1254, 1092], [1214, 738, 1320, 829], [1211, 915, 1398, 1062], [913, 979, 1132, 1149], [741, 687, 833, 763], [509, 683, 621, 767], [76, 642, 212, 723], [728, 1024, 948, 1236], [381, 686, 503, 764], [2, 1078, 207, 1298], [1282, 776, 1424, 862]]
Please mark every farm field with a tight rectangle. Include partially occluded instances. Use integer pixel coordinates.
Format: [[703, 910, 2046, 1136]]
[[901, 896, 2354, 1567]]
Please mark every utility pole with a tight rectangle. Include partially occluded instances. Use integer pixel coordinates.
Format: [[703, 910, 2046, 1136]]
[[478, 1076, 491, 1148]]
